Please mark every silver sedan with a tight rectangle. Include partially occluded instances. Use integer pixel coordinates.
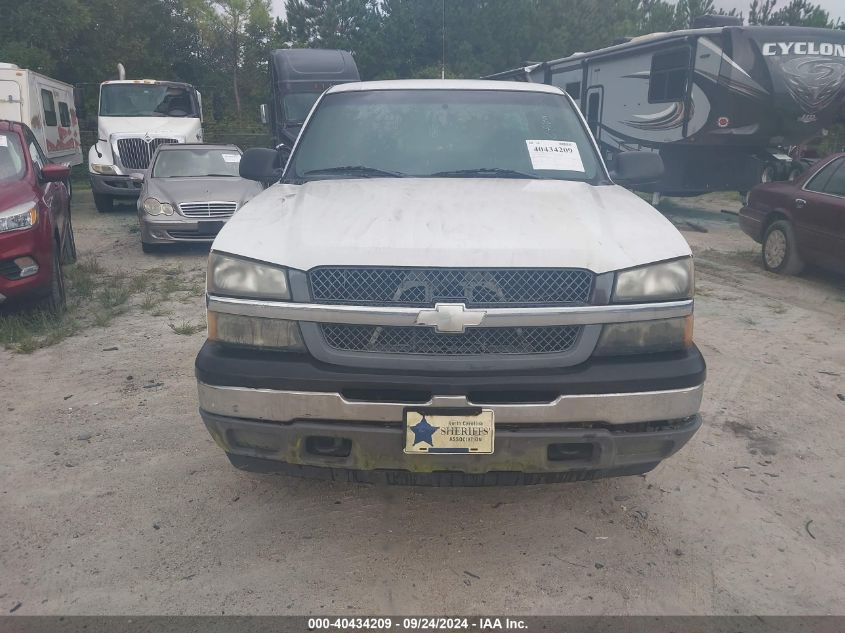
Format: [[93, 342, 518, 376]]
[[135, 144, 263, 253]]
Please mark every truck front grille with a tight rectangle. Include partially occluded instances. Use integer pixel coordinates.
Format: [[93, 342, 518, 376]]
[[116, 137, 179, 170], [320, 324, 581, 356], [309, 267, 594, 307]]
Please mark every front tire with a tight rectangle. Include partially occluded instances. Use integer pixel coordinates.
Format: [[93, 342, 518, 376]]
[[42, 247, 67, 313], [761, 165, 775, 183], [763, 220, 804, 275], [93, 193, 113, 213], [61, 213, 77, 264]]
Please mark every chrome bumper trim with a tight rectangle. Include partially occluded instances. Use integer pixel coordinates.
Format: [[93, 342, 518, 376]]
[[206, 295, 693, 328], [197, 382, 704, 426]]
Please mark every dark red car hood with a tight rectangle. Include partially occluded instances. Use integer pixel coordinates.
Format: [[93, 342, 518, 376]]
[[0, 180, 37, 212]]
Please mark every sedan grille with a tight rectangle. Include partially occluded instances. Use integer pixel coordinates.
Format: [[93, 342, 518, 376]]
[[309, 268, 594, 307], [116, 137, 179, 170], [178, 202, 238, 218], [321, 324, 581, 356]]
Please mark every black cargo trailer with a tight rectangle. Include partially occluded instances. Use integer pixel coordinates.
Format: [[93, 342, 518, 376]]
[[264, 49, 360, 148], [486, 24, 845, 196]]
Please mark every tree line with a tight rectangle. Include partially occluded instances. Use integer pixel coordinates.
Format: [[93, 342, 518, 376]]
[[1, 0, 840, 126]]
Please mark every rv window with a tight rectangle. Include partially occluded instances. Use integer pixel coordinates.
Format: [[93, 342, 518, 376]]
[[586, 92, 600, 137], [41, 89, 58, 126], [565, 82, 582, 101], [59, 102, 71, 127], [648, 47, 691, 103]]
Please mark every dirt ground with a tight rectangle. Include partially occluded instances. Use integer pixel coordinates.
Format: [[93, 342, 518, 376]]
[[1, 190, 844, 616]]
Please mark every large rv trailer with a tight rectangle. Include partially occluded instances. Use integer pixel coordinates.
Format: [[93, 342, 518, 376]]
[[0, 63, 82, 169], [486, 25, 845, 195]]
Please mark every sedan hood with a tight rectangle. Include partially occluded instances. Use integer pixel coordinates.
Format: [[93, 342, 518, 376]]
[[0, 181, 37, 213], [147, 177, 262, 208], [213, 178, 691, 274]]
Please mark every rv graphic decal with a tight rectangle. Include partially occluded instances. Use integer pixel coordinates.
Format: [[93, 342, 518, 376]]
[[625, 101, 689, 131], [762, 42, 845, 57], [778, 56, 845, 116]]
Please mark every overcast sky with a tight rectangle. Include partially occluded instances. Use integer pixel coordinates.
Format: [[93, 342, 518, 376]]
[[268, 0, 843, 25]]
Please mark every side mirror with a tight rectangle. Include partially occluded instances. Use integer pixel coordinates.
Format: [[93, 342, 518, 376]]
[[611, 151, 664, 187], [259, 103, 268, 125], [41, 163, 71, 182], [240, 147, 280, 183], [130, 172, 145, 183]]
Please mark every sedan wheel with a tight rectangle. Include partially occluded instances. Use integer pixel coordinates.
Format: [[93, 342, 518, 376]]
[[763, 220, 804, 275]]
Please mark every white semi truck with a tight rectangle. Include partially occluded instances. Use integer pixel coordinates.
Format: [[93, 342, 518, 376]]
[[88, 72, 203, 213]]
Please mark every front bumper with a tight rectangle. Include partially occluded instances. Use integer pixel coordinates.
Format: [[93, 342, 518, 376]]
[[140, 217, 226, 244], [196, 342, 705, 484], [0, 225, 53, 303], [89, 173, 142, 198]]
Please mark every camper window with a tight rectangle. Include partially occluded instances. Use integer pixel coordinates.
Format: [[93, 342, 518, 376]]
[[648, 47, 691, 103], [565, 82, 582, 102], [41, 89, 58, 126], [59, 102, 71, 127]]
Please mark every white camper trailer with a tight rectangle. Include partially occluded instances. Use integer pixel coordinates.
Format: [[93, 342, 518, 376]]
[[0, 63, 83, 171]]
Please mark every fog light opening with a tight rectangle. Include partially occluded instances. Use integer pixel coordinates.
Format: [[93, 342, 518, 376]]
[[14, 257, 39, 278], [305, 436, 352, 458], [547, 443, 594, 462]]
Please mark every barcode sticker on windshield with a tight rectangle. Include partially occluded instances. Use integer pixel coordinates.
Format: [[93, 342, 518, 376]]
[[222, 153, 241, 163], [525, 140, 584, 172], [0, 136, 7, 147]]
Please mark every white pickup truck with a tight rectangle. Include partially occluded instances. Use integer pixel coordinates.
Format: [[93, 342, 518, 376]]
[[196, 80, 705, 486]]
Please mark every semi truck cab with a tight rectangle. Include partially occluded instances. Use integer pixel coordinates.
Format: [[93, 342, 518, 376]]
[[88, 79, 202, 213]]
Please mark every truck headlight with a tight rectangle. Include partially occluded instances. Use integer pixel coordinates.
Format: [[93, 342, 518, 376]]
[[0, 203, 37, 233], [90, 164, 118, 175], [142, 198, 174, 216], [207, 252, 290, 300], [613, 258, 693, 303], [593, 316, 693, 356], [207, 312, 305, 351]]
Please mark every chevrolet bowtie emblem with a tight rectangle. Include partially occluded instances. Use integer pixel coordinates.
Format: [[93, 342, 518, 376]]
[[415, 303, 486, 333]]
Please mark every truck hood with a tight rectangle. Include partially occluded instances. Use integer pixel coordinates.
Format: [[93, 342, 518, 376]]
[[98, 117, 202, 142], [212, 178, 691, 274]]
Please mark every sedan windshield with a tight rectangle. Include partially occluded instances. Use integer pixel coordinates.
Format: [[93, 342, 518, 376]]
[[152, 149, 241, 178], [287, 89, 602, 182], [100, 84, 199, 118], [0, 132, 26, 183]]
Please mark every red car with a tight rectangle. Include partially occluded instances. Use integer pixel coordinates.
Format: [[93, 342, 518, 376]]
[[0, 120, 75, 311], [740, 152, 845, 275]]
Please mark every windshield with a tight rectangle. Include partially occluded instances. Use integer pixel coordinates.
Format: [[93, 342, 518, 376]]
[[287, 89, 602, 182], [283, 92, 321, 124], [99, 84, 199, 118], [0, 132, 26, 183], [152, 148, 241, 178]]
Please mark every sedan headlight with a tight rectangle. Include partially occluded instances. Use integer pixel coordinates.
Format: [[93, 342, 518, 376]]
[[207, 312, 305, 351], [90, 163, 118, 175], [207, 252, 290, 300], [142, 198, 174, 216], [0, 203, 37, 233], [613, 258, 693, 303]]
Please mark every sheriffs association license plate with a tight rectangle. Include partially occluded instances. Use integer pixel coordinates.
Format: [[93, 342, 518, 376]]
[[403, 410, 495, 454]]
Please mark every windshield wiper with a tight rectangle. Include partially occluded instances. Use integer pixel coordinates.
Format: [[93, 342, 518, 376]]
[[429, 168, 538, 179], [301, 166, 406, 179]]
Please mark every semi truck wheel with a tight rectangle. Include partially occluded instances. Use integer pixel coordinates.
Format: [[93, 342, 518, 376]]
[[93, 193, 113, 213]]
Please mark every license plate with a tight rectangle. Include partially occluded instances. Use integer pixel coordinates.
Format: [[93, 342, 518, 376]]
[[198, 221, 225, 235], [404, 409, 495, 454]]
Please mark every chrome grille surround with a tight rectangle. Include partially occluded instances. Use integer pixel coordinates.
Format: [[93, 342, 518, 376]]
[[321, 324, 582, 356], [178, 201, 238, 218], [308, 267, 594, 307], [115, 137, 179, 170]]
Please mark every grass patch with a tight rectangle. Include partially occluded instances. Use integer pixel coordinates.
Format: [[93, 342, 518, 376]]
[[0, 258, 206, 353], [169, 320, 206, 335]]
